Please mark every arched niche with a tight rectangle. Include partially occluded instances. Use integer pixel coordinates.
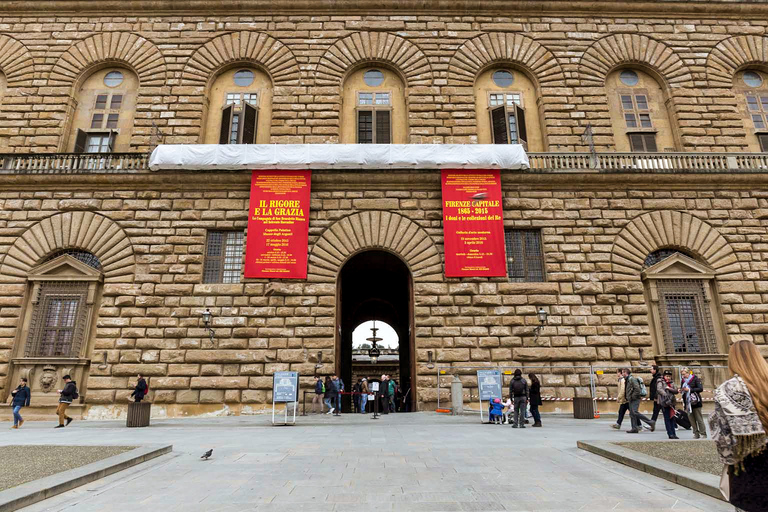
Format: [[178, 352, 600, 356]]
[[605, 67, 678, 152], [202, 65, 273, 144], [474, 66, 544, 150], [340, 66, 407, 144], [66, 66, 139, 153]]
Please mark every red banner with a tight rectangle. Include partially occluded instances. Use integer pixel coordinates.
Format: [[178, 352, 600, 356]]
[[244, 170, 311, 279], [441, 169, 506, 277]]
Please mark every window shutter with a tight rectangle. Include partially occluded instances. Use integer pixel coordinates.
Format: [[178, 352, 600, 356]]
[[242, 103, 258, 145], [515, 105, 528, 149], [629, 133, 644, 152], [375, 110, 391, 144], [357, 110, 373, 144], [490, 106, 508, 144], [643, 133, 657, 152], [219, 105, 233, 145], [107, 132, 117, 153], [758, 134, 768, 152], [74, 129, 87, 154]]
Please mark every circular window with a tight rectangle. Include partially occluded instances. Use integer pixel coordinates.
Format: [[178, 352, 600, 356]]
[[619, 70, 639, 86], [363, 69, 385, 87], [103, 71, 124, 88], [492, 70, 514, 88], [743, 71, 763, 88], [233, 69, 255, 87]]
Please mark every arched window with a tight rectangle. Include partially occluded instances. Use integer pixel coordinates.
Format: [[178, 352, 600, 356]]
[[641, 250, 726, 359], [68, 68, 139, 153], [733, 69, 768, 152], [341, 67, 407, 144], [203, 67, 272, 144], [606, 68, 676, 152], [474, 68, 543, 151]]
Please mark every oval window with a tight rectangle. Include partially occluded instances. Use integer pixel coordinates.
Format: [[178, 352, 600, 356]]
[[363, 69, 385, 87], [233, 69, 255, 87], [103, 71, 124, 88], [619, 70, 639, 87], [743, 71, 763, 88], [492, 70, 514, 88]]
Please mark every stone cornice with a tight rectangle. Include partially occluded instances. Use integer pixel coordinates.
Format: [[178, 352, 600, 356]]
[[3, 0, 768, 17], [1, 171, 768, 191]]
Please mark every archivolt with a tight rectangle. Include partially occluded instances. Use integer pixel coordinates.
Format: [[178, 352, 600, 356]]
[[0, 212, 135, 283], [578, 34, 694, 87], [707, 35, 768, 87], [316, 32, 433, 87], [447, 33, 565, 86], [49, 32, 167, 86], [611, 211, 740, 280], [181, 31, 300, 86], [308, 211, 442, 282], [0, 35, 35, 86]]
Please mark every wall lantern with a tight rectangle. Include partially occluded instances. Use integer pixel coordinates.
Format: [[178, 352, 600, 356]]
[[533, 307, 548, 340], [202, 308, 215, 343]]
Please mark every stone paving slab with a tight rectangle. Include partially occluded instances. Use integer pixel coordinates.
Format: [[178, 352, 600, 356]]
[[4, 413, 732, 512]]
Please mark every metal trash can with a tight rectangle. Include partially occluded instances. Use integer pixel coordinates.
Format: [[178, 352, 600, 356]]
[[573, 397, 594, 419], [126, 402, 151, 427]]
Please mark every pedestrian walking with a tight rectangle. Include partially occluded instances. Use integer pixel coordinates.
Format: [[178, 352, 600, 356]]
[[623, 368, 655, 434], [509, 369, 528, 428], [313, 376, 324, 413], [55, 375, 77, 428], [612, 368, 629, 430], [680, 367, 707, 439], [388, 378, 397, 413], [130, 373, 148, 402], [528, 373, 543, 427], [656, 370, 679, 439], [360, 378, 369, 413], [10, 377, 30, 429], [352, 379, 362, 413], [380, 375, 389, 415], [649, 364, 662, 424], [710, 340, 768, 512], [324, 376, 335, 414], [332, 374, 344, 415]]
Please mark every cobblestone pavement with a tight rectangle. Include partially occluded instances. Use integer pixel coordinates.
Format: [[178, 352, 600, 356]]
[[3, 413, 731, 512]]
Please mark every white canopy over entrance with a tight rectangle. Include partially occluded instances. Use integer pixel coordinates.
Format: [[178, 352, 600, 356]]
[[148, 144, 529, 171]]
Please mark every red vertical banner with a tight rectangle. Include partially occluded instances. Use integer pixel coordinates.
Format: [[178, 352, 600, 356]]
[[441, 169, 506, 277], [244, 170, 311, 279]]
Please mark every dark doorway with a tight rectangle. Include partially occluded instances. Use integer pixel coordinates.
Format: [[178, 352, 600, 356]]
[[338, 250, 414, 412]]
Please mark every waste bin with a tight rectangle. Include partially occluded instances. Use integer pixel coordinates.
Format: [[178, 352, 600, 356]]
[[573, 397, 594, 419], [126, 402, 151, 427]]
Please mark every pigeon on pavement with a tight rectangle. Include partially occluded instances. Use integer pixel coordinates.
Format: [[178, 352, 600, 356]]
[[201, 449, 213, 460]]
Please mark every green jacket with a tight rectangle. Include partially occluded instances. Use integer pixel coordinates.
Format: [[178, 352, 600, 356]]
[[388, 380, 396, 395], [625, 375, 643, 402]]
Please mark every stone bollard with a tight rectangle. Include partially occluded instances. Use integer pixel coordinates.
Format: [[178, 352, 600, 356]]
[[451, 375, 463, 415]]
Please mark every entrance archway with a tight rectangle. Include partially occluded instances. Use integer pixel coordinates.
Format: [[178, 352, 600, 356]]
[[338, 250, 414, 412]]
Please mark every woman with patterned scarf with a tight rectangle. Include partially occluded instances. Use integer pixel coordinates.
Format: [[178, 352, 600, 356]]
[[709, 340, 768, 512]]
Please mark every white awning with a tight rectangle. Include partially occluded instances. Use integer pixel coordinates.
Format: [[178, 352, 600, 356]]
[[148, 144, 529, 171]]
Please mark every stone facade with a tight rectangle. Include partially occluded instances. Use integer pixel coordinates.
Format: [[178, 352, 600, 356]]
[[1, 1, 768, 416]]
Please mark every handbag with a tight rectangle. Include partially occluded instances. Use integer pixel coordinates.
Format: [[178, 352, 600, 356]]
[[719, 465, 730, 501]]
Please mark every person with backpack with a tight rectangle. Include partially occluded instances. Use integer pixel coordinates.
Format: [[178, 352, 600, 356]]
[[681, 367, 706, 439], [509, 369, 528, 428], [10, 377, 31, 429], [657, 370, 679, 439], [130, 373, 148, 403], [622, 368, 655, 434], [56, 374, 78, 428], [313, 376, 324, 414], [323, 376, 335, 414]]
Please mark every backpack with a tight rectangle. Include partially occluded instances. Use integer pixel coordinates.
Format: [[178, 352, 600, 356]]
[[321, 382, 325, 393], [635, 377, 647, 398], [511, 378, 526, 396]]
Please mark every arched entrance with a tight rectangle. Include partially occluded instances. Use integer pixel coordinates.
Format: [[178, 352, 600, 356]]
[[337, 250, 414, 412]]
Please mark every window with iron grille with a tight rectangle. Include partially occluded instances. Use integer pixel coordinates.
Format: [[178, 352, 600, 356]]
[[203, 231, 244, 283], [504, 229, 545, 282], [25, 281, 89, 357], [657, 279, 717, 354]]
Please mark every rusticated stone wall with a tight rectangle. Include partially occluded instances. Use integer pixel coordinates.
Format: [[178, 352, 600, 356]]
[[0, 171, 766, 415], [1, 12, 768, 152]]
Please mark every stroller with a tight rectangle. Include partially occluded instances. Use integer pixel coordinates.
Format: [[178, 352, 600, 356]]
[[489, 398, 504, 424]]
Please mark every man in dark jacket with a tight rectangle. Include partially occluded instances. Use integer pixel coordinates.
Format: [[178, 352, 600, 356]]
[[131, 374, 148, 403], [10, 377, 31, 429], [622, 368, 654, 434], [331, 374, 344, 415], [313, 376, 324, 414], [649, 365, 662, 423], [379, 375, 389, 415], [56, 375, 77, 428], [509, 369, 529, 428]]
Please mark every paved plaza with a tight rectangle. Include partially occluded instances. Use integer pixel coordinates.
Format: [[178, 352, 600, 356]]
[[4, 412, 730, 512]]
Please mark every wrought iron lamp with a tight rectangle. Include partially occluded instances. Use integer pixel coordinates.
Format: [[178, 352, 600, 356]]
[[533, 307, 548, 341], [202, 308, 215, 343], [367, 320, 382, 364]]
